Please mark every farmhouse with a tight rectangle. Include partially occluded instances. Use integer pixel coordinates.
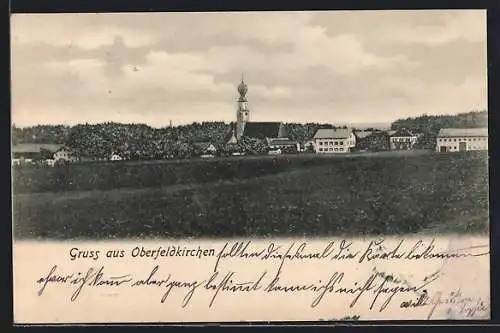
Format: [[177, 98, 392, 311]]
[[194, 142, 217, 156], [313, 128, 356, 154], [54, 146, 79, 163], [110, 152, 124, 161], [436, 128, 488, 152], [389, 128, 418, 150], [267, 137, 300, 153], [12, 143, 65, 165], [12, 143, 64, 160]]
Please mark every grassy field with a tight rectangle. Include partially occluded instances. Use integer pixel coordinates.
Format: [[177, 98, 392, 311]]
[[12, 151, 489, 240]]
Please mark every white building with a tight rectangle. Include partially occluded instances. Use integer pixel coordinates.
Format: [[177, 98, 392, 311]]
[[389, 128, 419, 150], [110, 153, 123, 161], [436, 128, 488, 152], [313, 128, 356, 154], [194, 142, 217, 156], [54, 146, 78, 163]]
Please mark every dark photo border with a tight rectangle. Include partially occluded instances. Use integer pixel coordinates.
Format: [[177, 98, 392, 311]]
[[5, 0, 499, 330]]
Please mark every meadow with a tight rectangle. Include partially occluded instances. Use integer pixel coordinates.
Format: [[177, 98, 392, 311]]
[[12, 151, 489, 240]]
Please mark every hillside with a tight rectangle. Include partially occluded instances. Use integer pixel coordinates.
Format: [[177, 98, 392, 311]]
[[390, 110, 488, 149], [391, 110, 487, 132]]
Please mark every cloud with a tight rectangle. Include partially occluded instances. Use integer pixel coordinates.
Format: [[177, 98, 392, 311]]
[[11, 14, 155, 50], [10, 11, 487, 127], [381, 10, 486, 46]]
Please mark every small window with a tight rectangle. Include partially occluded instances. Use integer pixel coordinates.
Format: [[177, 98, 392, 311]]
[[340, 141, 344, 145], [334, 148, 338, 152], [334, 142, 338, 146], [339, 148, 343, 151]]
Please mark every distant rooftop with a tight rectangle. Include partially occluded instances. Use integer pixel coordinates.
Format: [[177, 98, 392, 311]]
[[267, 138, 297, 145], [437, 128, 488, 137], [193, 142, 215, 150], [354, 130, 373, 139], [390, 128, 416, 137], [242, 122, 284, 139], [12, 143, 64, 153]]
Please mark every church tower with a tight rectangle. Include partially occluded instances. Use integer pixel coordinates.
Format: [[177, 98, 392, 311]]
[[236, 74, 250, 140]]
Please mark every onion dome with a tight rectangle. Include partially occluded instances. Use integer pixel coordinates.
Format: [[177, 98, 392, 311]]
[[238, 76, 248, 97]]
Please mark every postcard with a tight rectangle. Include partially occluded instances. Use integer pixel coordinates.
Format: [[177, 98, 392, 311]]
[[11, 10, 489, 324]]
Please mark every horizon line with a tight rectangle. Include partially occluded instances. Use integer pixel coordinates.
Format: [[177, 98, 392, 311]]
[[11, 111, 487, 129], [11, 120, 393, 129]]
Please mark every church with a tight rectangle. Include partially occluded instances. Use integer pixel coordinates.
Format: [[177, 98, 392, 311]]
[[226, 76, 291, 147]]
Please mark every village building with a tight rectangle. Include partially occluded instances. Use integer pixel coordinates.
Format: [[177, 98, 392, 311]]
[[267, 138, 300, 153], [194, 142, 217, 156], [12, 143, 63, 160], [241, 122, 287, 140], [227, 75, 296, 151], [436, 128, 488, 152], [389, 128, 419, 150], [12, 143, 64, 165], [54, 146, 79, 163], [313, 128, 356, 154], [110, 152, 124, 161]]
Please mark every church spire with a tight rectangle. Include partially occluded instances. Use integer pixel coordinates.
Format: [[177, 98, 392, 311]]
[[236, 74, 250, 140]]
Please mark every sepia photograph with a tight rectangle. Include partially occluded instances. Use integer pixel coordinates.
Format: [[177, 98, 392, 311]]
[[10, 9, 491, 323], [11, 10, 489, 241]]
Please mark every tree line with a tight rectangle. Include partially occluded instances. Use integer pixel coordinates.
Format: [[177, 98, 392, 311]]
[[12, 122, 339, 159]]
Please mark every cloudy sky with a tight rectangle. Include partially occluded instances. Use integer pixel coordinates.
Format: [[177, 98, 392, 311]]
[[11, 10, 487, 128]]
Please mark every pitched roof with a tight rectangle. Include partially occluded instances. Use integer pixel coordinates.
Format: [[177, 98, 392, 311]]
[[313, 128, 352, 139], [354, 130, 373, 139], [12, 143, 64, 153], [390, 128, 415, 137], [194, 142, 215, 150], [267, 138, 297, 146], [242, 122, 283, 139], [437, 128, 488, 137]]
